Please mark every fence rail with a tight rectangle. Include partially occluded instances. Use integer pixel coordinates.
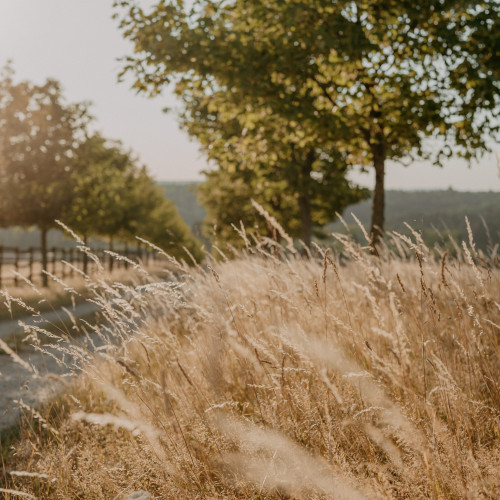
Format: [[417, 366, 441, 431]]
[[0, 245, 156, 288]]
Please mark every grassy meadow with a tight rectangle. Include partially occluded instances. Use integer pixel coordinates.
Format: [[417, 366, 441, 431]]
[[1, 226, 499, 499]]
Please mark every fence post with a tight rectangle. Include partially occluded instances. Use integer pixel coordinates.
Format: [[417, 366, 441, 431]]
[[124, 242, 129, 270], [52, 247, 57, 276], [14, 248, 19, 287], [29, 247, 34, 282], [69, 249, 74, 277], [108, 239, 114, 273], [137, 241, 142, 263], [61, 249, 66, 279]]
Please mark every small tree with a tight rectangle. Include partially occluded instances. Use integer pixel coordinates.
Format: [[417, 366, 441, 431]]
[[139, 196, 204, 263], [65, 133, 135, 272], [124, 166, 203, 262], [0, 66, 89, 285]]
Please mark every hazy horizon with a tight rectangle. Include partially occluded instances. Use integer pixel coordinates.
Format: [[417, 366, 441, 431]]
[[153, 177, 500, 192]]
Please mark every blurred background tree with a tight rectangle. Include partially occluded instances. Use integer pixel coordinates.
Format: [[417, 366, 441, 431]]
[[124, 166, 203, 263], [0, 66, 202, 284], [66, 133, 202, 269], [0, 64, 89, 286]]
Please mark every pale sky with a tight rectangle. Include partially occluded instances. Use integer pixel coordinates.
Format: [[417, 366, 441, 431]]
[[0, 0, 499, 191]]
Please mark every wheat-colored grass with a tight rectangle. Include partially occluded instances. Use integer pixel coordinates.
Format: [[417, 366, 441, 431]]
[[2, 229, 499, 499]]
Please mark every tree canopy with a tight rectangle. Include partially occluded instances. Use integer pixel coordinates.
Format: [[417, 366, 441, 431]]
[[114, 0, 499, 244], [65, 132, 203, 264], [0, 66, 202, 283], [0, 64, 89, 284], [175, 79, 368, 247], [0, 65, 89, 231]]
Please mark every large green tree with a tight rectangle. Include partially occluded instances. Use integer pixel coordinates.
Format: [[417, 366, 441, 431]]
[[114, 0, 499, 244], [0, 66, 89, 285], [185, 86, 367, 247]]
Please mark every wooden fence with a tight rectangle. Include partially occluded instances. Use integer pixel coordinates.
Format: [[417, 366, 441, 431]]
[[0, 245, 156, 288]]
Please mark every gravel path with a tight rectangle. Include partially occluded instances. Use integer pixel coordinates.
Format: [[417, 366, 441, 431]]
[[0, 302, 100, 430], [0, 349, 67, 429], [0, 301, 98, 340]]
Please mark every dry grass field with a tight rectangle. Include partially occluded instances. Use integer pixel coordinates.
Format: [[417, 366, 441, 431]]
[[1, 228, 499, 499]]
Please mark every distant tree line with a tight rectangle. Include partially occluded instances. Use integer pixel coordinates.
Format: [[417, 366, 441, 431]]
[[0, 64, 201, 286], [328, 190, 500, 253], [161, 182, 500, 253], [114, 0, 499, 249]]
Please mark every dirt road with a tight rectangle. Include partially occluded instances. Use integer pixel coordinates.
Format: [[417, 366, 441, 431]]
[[0, 301, 98, 340]]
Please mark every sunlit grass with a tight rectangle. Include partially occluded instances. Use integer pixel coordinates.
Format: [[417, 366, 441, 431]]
[[1, 226, 499, 499]]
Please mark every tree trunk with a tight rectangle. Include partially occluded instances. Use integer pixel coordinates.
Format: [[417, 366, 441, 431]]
[[298, 149, 315, 248], [137, 240, 142, 263], [41, 227, 48, 288], [370, 145, 386, 248], [298, 194, 312, 248], [83, 235, 88, 275]]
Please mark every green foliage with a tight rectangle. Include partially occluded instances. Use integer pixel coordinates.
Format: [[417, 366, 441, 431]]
[[0, 67, 202, 265], [66, 133, 202, 261], [137, 189, 204, 262], [115, 6, 370, 246], [0, 64, 91, 284], [125, 168, 203, 261], [66, 133, 139, 241], [158, 182, 206, 232], [175, 83, 368, 247], [198, 158, 368, 249]]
